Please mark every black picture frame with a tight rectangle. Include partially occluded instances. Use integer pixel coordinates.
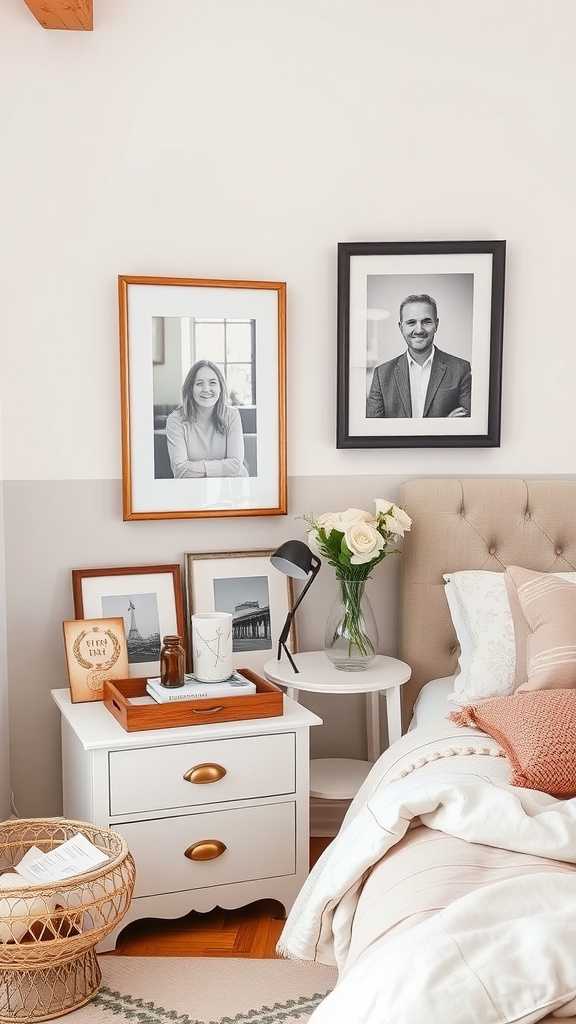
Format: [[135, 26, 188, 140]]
[[336, 240, 506, 448]]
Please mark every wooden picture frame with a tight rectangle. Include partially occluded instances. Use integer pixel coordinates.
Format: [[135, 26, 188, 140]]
[[72, 564, 185, 677], [119, 276, 287, 520], [337, 240, 505, 448], [185, 549, 297, 676]]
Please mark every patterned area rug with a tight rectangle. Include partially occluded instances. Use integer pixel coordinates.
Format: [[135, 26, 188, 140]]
[[73, 956, 336, 1023]]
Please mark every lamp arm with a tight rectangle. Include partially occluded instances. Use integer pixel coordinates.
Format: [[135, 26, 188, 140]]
[[278, 556, 320, 644]]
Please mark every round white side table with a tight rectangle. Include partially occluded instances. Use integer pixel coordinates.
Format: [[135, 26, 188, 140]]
[[263, 651, 411, 801]]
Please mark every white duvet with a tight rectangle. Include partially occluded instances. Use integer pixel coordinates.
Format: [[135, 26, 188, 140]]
[[278, 722, 576, 1024]]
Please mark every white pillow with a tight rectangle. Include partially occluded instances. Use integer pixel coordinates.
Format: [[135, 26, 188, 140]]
[[444, 570, 576, 706], [443, 580, 472, 685], [444, 571, 515, 704]]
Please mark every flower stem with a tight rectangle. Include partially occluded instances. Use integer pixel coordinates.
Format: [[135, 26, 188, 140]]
[[338, 579, 375, 658]]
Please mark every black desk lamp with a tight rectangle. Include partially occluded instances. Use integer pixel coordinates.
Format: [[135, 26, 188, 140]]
[[270, 540, 321, 673]]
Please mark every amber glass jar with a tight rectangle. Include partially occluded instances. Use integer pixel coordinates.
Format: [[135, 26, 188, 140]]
[[160, 635, 186, 688]]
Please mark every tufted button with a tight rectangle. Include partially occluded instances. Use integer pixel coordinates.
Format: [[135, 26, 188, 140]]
[[556, 545, 564, 556], [489, 545, 497, 556], [459, 506, 465, 517], [525, 509, 531, 520]]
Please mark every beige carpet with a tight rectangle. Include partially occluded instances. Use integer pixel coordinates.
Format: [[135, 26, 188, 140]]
[[72, 956, 336, 1023]]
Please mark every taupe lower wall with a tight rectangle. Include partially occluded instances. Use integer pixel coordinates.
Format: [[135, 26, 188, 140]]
[[0, 475, 9, 820], [4, 476, 403, 816]]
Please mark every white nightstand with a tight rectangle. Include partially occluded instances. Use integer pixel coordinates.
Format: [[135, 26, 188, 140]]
[[51, 688, 321, 951], [263, 651, 411, 802]]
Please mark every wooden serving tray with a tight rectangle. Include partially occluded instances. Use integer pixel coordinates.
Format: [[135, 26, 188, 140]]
[[103, 670, 283, 732]]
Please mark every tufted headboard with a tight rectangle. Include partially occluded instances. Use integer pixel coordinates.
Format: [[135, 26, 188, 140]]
[[399, 478, 576, 721]]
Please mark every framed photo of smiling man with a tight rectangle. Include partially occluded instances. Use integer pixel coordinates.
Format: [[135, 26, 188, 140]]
[[337, 241, 505, 448], [119, 276, 287, 519]]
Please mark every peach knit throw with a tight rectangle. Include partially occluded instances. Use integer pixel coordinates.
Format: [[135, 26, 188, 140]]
[[450, 690, 576, 796]]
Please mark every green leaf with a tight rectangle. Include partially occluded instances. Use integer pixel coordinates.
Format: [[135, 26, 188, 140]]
[[339, 537, 352, 565]]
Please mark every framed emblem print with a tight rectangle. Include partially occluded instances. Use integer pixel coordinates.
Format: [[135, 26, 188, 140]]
[[63, 618, 128, 702]]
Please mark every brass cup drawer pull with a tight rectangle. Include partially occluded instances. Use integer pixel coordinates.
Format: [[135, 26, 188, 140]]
[[184, 840, 227, 862], [183, 763, 227, 785]]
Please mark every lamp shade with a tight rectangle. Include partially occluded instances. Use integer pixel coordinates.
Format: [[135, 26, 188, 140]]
[[270, 540, 316, 580]]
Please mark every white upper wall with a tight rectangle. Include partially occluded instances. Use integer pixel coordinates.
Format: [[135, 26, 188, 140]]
[[1, 0, 574, 480]]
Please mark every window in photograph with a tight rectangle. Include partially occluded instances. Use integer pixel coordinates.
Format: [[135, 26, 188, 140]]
[[195, 319, 256, 407]]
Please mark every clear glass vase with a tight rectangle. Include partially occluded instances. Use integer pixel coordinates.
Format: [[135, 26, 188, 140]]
[[324, 578, 378, 672]]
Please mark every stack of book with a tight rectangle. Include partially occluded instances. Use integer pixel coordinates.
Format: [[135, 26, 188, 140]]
[[146, 672, 257, 703]]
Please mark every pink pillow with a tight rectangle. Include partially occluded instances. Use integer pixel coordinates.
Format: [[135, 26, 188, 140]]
[[450, 690, 576, 796], [506, 565, 576, 692]]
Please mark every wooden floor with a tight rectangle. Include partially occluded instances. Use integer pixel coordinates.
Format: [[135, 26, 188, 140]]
[[112, 838, 332, 958]]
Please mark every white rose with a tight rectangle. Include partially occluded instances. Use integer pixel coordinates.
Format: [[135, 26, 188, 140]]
[[344, 522, 385, 565], [386, 505, 412, 538], [374, 498, 395, 516], [315, 512, 341, 537], [334, 507, 375, 531], [392, 505, 412, 530]]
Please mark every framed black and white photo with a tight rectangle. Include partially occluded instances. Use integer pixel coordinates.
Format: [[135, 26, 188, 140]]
[[72, 564, 185, 677], [337, 241, 505, 448], [185, 550, 297, 674], [119, 276, 287, 519]]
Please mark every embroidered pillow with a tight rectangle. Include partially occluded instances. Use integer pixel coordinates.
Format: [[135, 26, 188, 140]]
[[443, 571, 516, 704], [506, 566, 576, 692], [451, 690, 576, 796]]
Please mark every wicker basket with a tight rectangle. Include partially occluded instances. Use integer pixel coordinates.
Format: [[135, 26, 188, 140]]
[[0, 819, 135, 1023]]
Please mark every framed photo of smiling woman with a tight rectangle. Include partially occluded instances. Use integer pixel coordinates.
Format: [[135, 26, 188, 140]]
[[337, 241, 505, 448], [119, 276, 287, 519]]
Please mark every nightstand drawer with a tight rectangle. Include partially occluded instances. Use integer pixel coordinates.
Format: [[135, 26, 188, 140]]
[[116, 801, 296, 898], [109, 733, 295, 815]]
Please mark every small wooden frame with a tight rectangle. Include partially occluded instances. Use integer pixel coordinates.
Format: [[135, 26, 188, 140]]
[[185, 549, 297, 676], [72, 564, 185, 632], [72, 563, 186, 676], [23, 0, 93, 30], [103, 669, 283, 732]]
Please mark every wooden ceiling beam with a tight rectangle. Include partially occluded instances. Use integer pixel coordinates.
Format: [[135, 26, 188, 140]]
[[23, 0, 93, 30]]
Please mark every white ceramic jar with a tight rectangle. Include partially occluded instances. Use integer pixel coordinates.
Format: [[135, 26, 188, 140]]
[[191, 612, 234, 682]]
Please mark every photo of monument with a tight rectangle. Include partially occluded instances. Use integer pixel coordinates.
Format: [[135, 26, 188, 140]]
[[101, 593, 161, 664], [212, 575, 272, 652]]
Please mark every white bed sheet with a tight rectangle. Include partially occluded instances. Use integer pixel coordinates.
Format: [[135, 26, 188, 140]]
[[408, 675, 455, 730]]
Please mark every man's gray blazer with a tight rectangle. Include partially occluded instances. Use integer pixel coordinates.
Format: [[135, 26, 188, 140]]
[[366, 347, 472, 418]]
